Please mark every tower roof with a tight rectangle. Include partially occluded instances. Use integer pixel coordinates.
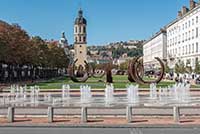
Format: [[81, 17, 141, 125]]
[[75, 9, 87, 25]]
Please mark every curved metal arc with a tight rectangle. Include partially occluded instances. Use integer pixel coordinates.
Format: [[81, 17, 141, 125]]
[[129, 57, 144, 84], [136, 57, 165, 84], [69, 59, 89, 83], [128, 61, 135, 82], [91, 65, 105, 78]]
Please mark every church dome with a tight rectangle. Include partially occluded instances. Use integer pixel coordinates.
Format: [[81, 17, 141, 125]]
[[59, 32, 68, 48], [74, 9, 87, 25]]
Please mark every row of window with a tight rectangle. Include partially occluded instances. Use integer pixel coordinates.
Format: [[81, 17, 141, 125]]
[[75, 26, 86, 34], [168, 42, 199, 56], [168, 27, 199, 47], [168, 15, 199, 36], [75, 36, 86, 43]]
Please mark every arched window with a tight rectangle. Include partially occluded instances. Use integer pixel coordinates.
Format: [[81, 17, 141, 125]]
[[83, 36, 86, 42], [79, 36, 81, 42], [79, 26, 81, 33], [75, 27, 77, 33], [83, 26, 86, 33]]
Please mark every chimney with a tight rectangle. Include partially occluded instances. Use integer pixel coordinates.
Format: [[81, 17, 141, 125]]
[[182, 6, 188, 15], [177, 11, 182, 18], [190, 0, 195, 10]]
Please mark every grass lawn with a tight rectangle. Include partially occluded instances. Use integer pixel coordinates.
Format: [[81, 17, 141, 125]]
[[27, 75, 189, 90]]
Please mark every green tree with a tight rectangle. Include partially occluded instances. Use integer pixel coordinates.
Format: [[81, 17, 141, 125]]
[[0, 20, 70, 82], [194, 60, 200, 74], [164, 63, 170, 73], [175, 60, 185, 74], [48, 42, 69, 68], [119, 60, 129, 70], [185, 59, 193, 73]]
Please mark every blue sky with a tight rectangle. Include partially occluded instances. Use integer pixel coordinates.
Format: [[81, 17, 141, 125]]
[[0, 0, 191, 45]]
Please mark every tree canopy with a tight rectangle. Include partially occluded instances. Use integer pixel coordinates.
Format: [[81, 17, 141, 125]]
[[175, 60, 186, 74], [0, 20, 69, 68]]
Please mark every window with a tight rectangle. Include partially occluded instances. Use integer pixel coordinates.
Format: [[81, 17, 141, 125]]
[[79, 27, 81, 33], [189, 44, 191, 54], [196, 43, 199, 53], [189, 31, 191, 40], [83, 36, 86, 42], [170, 39, 172, 46], [185, 32, 187, 41], [79, 36, 81, 42], [175, 37, 177, 44], [196, 16, 198, 24], [196, 27, 199, 38], [80, 51, 82, 54], [192, 44, 194, 53], [189, 20, 191, 27], [192, 19, 194, 25], [83, 26, 86, 33], [192, 29, 194, 39], [186, 45, 188, 54]]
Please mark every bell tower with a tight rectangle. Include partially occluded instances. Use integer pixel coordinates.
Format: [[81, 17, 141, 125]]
[[74, 9, 87, 67]]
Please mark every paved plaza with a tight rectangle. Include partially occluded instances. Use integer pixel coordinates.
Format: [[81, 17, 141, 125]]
[[0, 127, 199, 134]]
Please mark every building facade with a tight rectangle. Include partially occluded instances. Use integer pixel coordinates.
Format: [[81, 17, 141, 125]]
[[166, 0, 200, 69], [143, 29, 167, 67], [74, 9, 87, 67]]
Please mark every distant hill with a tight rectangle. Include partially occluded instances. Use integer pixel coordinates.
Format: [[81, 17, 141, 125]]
[[88, 40, 144, 59]]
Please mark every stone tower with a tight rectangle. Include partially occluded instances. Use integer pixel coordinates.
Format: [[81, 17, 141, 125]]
[[74, 9, 87, 67]]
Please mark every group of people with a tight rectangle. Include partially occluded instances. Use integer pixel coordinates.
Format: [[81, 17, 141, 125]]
[[168, 72, 199, 84]]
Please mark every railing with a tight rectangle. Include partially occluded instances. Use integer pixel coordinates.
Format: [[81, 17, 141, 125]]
[[1, 106, 200, 123]]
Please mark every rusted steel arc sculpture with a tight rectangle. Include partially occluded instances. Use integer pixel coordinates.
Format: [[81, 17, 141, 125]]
[[91, 67, 105, 78], [69, 59, 89, 83], [84, 63, 105, 78], [129, 57, 165, 84], [129, 57, 145, 84], [136, 57, 165, 84], [105, 62, 113, 83], [85, 63, 93, 77], [128, 61, 135, 82]]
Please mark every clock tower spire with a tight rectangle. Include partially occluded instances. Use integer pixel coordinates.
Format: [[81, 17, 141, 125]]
[[74, 8, 87, 67]]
